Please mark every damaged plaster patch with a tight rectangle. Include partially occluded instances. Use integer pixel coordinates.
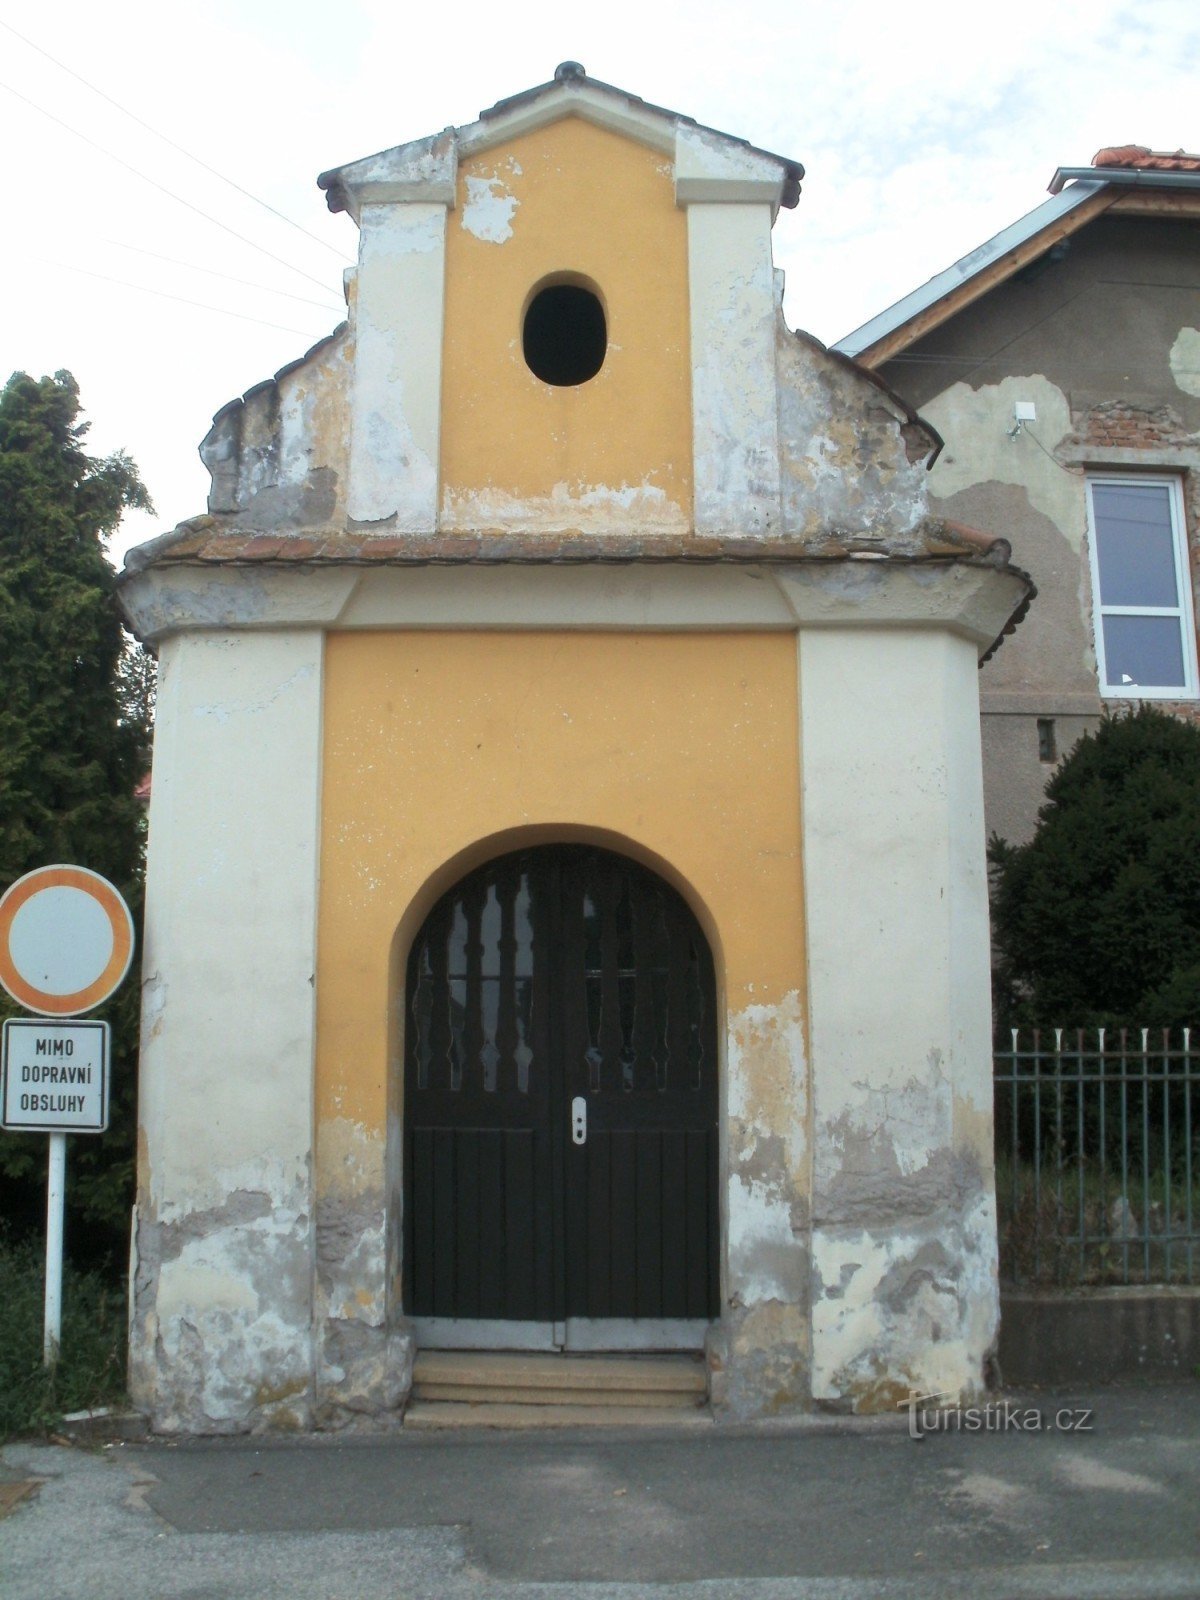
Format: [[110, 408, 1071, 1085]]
[[812, 1047, 988, 1229], [710, 1302, 809, 1419], [728, 1174, 804, 1304], [726, 995, 808, 1305], [442, 477, 686, 535], [316, 1189, 387, 1323], [727, 994, 807, 1174], [815, 1118, 982, 1230], [132, 1181, 314, 1434], [811, 1185, 998, 1411], [922, 375, 1078, 538], [318, 1321, 412, 1423], [314, 1117, 407, 1421], [316, 1118, 387, 1321], [364, 204, 444, 256], [462, 172, 520, 243], [140, 971, 167, 1047], [1169, 327, 1200, 398], [348, 204, 444, 527], [777, 326, 929, 544], [200, 328, 352, 525]]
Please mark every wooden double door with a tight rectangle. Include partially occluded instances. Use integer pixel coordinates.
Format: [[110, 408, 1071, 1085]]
[[403, 845, 718, 1344]]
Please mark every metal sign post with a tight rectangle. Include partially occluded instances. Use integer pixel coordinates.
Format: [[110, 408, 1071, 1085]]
[[0, 866, 133, 1370], [45, 1132, 65, 1365]]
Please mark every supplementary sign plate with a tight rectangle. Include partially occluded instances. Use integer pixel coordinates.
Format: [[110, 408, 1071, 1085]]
[[0, 866, 134, 1016], [1, 1018, 110, 1133]]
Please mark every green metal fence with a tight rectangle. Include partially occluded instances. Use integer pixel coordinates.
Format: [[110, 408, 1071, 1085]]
[[994, 1029, 1199, 1288]]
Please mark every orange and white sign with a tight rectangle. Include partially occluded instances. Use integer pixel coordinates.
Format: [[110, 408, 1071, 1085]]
[[0, 866, 134, 1017]]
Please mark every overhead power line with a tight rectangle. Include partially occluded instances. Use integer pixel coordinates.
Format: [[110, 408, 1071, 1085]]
[[0, 78, 336, 295], [0, 18, 350, 263], [36, 257, 333, 338], [105, 240, 345, 313]]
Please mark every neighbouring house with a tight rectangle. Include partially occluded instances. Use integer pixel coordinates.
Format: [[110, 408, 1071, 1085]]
[[836, 146, 1200, 845], [117, 64, 1029, 1434]]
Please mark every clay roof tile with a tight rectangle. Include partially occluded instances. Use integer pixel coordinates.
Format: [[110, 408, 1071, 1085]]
[[1092, 144, 1200, 172]]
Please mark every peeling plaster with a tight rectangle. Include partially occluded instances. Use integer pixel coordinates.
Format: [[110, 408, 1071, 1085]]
[[810, 1189, 998, 1411], [318, 1320, 412, 1423], [721, 995, 811, 1411], [1170, 327, 1200, 398], [462, 173, 520, 243], [799, 624, 998, 1411], [442, 476, 685, 535], [140, 970, 167, 1047], [674, 123, 787, 200], [313, 1117, 406, 1422], [315, 1118, 387, 1316], [727, 995, 807, 1180], [316, 1190, 387, 1322], [924, 375, 1079, 540], [710, 1302, 809, 1418], [688, 203, 780, 535], [131, 1181, 314, 1434], [201, 329, 351, 526], [349, 203, 445, 528], [813, 1051, 959, 1218], [777, 323, 929, 545]]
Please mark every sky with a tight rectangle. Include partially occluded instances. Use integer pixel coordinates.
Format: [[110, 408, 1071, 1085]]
[[0, 0, 1195, 568]]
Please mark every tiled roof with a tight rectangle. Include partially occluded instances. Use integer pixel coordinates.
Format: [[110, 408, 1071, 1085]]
[[120, 520, 1033, 665], [1092, 145, 1200, 172], [121, 518, 1020, 572], [318, 64, 804, 216]]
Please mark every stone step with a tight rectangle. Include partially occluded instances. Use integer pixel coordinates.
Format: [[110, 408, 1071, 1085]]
[[414, 1381, 703, 1407], [412, 1350, 707, 1399], [404, 1400, 713, 1431]]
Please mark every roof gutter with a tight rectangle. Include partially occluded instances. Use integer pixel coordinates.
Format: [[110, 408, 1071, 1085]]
[[1048, 166, 1200, 195], [833, 181, 1105, 361]]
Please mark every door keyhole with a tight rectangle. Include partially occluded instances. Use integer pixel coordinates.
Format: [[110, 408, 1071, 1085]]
[[571, 1096, 587, 1145]]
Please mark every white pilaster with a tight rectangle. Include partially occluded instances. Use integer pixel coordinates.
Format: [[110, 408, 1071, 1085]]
[[132, 630, 324, 1431], [800, 627, 999, 1408], [685, 202, 781, 535], [348, 202, 448, 529]]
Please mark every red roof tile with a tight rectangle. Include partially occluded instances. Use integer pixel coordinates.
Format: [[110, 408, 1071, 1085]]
[[122, 519, 1022, 572], [1092, 145, 1200, 172], [120, 521, 1034, 665]]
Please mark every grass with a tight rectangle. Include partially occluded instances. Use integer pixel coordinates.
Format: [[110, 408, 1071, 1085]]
[[0, 1231, 127, 1440], [996, 1156, 1200, 1288]]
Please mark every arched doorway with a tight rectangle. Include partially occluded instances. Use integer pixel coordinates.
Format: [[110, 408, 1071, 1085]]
[[403, 844, 718, 1349]]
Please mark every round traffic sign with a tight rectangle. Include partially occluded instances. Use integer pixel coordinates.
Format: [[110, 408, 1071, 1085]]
[[0, 866, 135, 1017]]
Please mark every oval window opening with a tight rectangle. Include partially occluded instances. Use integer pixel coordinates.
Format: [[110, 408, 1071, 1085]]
[[523, 284, 606, 387]]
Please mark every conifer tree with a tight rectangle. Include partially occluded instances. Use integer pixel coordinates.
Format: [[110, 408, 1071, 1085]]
[[0, 371, 153, 1258], [990, 706, 1200, 1026]]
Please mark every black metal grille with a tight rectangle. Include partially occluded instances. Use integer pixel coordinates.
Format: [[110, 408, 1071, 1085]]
[[403, 845, 719, 1322]]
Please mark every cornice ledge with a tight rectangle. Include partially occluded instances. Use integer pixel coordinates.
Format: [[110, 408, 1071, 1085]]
[[319, 132, 458, 220], [772, 560, 1033, 658], [674, 124, 789, 214]]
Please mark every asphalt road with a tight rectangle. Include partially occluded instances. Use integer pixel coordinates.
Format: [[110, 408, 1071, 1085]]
[[3, 1386, 1199, 1599]]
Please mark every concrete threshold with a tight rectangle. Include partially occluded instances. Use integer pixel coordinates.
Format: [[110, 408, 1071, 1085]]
[[404, 1399, 714, 1430]]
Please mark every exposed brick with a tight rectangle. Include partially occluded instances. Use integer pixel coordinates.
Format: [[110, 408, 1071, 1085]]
[[1067, 399, 1196, 452]]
